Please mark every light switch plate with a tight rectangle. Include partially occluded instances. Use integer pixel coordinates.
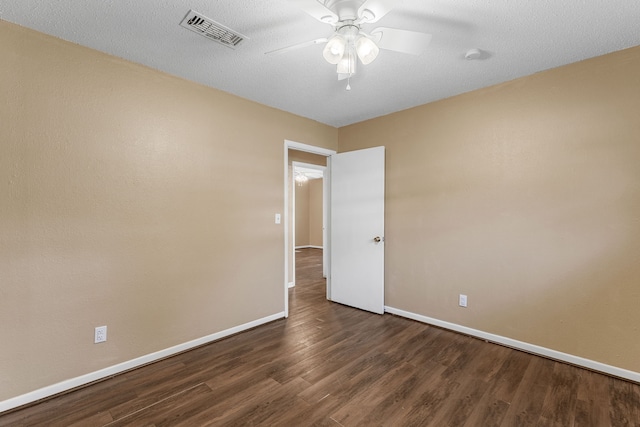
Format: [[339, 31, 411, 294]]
[[459, 294, 468, 307]]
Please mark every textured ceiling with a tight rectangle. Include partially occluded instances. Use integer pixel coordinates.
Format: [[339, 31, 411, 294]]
[[1, 0, 639, 127]]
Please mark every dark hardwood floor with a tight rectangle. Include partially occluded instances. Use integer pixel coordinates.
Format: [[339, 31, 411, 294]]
[[2, 248, 639, 426]]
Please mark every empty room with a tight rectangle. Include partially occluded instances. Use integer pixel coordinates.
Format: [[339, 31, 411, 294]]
[[1, 0, 640, 425]]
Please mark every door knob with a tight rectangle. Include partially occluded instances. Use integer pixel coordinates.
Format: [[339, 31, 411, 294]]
[[373, 236, 382, 243]]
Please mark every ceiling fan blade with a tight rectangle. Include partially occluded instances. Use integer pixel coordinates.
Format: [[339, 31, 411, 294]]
[[370, 27, 432, 55], [265, 38, 327, 55], [285, 0, 338, 24], [358, 0, 393, 23]]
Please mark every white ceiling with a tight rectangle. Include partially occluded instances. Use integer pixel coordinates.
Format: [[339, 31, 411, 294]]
[[1, 0, 639, 127]]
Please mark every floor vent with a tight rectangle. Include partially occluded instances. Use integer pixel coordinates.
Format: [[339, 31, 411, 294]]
[[180, 10, 247, 49]]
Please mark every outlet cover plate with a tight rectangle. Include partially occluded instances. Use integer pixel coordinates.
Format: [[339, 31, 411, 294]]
[[95, 326, 107, 343]]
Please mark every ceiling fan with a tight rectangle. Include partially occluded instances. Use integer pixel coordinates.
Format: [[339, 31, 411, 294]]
[[268, 0, 432, 89]]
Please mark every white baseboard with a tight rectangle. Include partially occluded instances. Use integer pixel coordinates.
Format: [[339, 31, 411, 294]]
[[0, 312, 285, 413], [384, 306, 640, 384], [294, 245, 323, 250], [288, 282, 295, 288]]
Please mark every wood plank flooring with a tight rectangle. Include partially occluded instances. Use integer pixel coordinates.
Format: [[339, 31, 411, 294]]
[[2, 248, 639, 426]]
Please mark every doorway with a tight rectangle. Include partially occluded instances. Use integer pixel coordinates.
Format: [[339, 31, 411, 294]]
[[292, 162, 326, 288], [284, 141, 386, 317], [284, 141, 335, 318]]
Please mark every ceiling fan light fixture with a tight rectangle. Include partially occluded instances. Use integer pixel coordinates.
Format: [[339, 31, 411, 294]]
[[355, 34, 379, 65], [337, 45, 357, 75], [322, 34, 346, 64], [295, 173, 309, 185]]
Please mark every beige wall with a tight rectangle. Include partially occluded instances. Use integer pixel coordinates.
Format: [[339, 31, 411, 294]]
[[0, 20, 337, 401], [309, 179, 324, 247], [295, 181, 310, 247], [294, 178, 323, 248], [339, 45, 640, 373]]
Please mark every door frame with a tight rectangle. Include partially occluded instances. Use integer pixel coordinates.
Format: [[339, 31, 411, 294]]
[[284, 140, 336, 318]]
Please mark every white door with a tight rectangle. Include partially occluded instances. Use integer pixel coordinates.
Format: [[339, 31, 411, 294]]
[[330, 146, 385, 314]]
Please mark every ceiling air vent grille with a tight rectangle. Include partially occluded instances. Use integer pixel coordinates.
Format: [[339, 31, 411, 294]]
[[180, 10, 247, 49]]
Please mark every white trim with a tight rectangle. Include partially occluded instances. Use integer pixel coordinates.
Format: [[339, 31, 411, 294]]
[[295, 245, 324, 250], [291, 162, 297, 290], [321, 167, 331, 280], [324, 157, 331, 284], [288, 282, 295, 288], [292, 162, 326, 173], [284, 145, 290, 317], [285, 140, 336, 156], [384, 306, 640, 383], [0, 312, 284, 413]]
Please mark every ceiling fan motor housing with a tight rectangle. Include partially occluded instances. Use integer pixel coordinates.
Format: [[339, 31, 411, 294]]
[[322, 0, 369, 21]]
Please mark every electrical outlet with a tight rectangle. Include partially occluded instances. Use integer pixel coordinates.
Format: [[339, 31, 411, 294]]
[[459, 294, 468, 308], [94, 326, 107, 343]]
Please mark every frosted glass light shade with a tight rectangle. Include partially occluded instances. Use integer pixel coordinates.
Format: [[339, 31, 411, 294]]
[[337, 46, 356, 75], [322, 35, 346, 64], [355, 35, 379, 65]]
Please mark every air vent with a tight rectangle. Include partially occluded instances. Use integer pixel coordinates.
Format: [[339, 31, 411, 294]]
[[180, 10, 247, 49]]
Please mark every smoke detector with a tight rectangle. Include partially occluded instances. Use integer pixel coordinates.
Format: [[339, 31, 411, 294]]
[[465, 48, 482, 60]]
